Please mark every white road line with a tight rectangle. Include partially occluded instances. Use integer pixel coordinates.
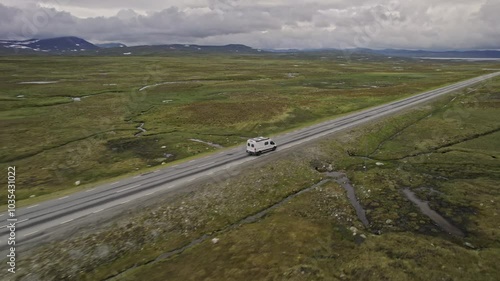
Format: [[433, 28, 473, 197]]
[[27, 204, 39, 209], [145, 191, 156, 196], [60, 219, 74, 225], [58, 196, 69, 200], [18, 219, 29, 224], [0, 225, 6, 229], [24, 231, 39, 237], [85, 188, 95, 192], [93, 209, 105, 214], [120, 200, 131, 205], [116, 184, 141, 193]]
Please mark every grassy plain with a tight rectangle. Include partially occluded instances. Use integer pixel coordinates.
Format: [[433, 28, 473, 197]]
[[1, 54, 499, 202], [7, 75, 500, 281]]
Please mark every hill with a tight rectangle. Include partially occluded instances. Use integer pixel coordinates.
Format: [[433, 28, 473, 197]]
[[0, 36, 99, 54]]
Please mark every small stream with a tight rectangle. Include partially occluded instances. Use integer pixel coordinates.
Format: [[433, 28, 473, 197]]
[[402, 188, 465, 237], [134, 122, 147, 137], [326, 172, 370, 228]]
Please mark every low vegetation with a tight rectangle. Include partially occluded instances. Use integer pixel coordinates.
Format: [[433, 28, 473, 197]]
[[1, 54, 499, 203], [6, 75, 499, 281]]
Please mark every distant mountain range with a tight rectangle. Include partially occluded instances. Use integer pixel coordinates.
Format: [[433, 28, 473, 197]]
[[96, 43, 127, 48], [1, 36, 499, 58], [0, 36, 99, 53], [0, 36, 260, 55]]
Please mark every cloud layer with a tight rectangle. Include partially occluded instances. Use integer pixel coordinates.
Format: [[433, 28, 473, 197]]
[[0, 0, 498, 49]]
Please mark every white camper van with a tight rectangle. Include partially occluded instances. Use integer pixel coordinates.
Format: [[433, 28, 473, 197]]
[[246, 137, 277, 155]]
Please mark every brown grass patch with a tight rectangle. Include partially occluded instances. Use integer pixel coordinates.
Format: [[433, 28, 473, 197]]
[[183, 101, 289, 125]]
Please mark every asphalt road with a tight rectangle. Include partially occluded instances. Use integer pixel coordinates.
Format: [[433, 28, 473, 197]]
[[1, 71, 499, 254]]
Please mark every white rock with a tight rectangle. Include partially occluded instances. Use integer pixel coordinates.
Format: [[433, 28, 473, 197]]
[[464, 242, 475, 249], [376, 162, 384, 166], [75, 180, 81, 186], [211, 238, 220, 244], [385, 219, 393, 224], [161, 146, 167, 149]]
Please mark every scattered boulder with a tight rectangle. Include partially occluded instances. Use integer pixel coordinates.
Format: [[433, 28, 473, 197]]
[[464, 242, 475, 249], [385, 219, 393, 225], [75, 180, 81, 186], [211, 238, 220, 244], [349, 226, 358, 234], [376, 162, 384, 166]]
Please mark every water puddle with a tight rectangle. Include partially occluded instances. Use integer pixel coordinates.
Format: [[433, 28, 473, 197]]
[[18, 81, 59, 84], [402, 188, 465, 237], [326, 172, 370, 228]]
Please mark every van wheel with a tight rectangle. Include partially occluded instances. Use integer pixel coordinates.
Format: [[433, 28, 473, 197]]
[[272, 146, 277, 151], [256, 151, 262, 156]]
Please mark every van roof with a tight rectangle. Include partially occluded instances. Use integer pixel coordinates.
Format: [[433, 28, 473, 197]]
[[248, 136, 270, 142]]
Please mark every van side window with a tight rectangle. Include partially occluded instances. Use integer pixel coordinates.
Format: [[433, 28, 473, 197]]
[[251, 144, 255, 147], [265, 142, 269, 145], [247, 143, 250, 146], [270, 141, 275, 145]]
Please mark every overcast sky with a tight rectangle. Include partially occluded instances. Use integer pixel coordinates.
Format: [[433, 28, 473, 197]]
[[0, 0, 499, 49]]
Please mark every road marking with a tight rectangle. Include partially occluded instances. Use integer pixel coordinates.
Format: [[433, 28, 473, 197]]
[[111, 181, 120, 185], [0, 225, 6, 229], [27, 204, 39, 209], [24, 231, 39, 237], [60, 219, 74, 225], [133, 175, 141, 179], [120, 200, 131, 205], [18, 219, 29, 224], [58, 196, 69, 200], [93, 209, 105, 214], [145, 191, 156, 196], [116, 184, 141, 193], [85, 188, 95, 192]]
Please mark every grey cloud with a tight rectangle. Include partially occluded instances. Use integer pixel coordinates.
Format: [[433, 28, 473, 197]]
[[0, 1, 499, 49]]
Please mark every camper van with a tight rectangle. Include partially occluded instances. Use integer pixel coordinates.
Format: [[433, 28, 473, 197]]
[[246, 137, 277, 155]]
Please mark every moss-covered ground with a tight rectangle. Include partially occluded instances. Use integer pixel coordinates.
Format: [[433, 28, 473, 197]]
[[6, 74, 499, 281], [1, 54, 499, 203]]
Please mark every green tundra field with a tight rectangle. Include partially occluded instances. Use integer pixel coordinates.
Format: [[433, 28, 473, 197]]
[[1, 53, 499, 204], [7, 67, 499, 281]]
